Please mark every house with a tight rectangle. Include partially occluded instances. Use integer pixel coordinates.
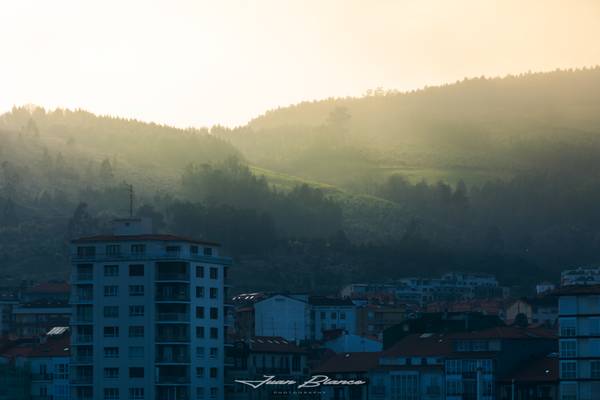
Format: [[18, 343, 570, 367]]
[[505, 296, 558, 327], [226, 336, 308, 400], [356, 303, 406, 338], [309, 296, 357, 340], [444, 326, 557, 400], [313, 352, 380, 400], [12, 300, 70, 337], [254, 294, 310, 341], [372, 333, 454, 400]]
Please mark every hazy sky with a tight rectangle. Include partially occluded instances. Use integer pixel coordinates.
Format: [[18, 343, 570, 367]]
[[1, 0, 599, 127]]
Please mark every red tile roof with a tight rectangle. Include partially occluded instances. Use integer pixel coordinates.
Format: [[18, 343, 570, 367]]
[[72, 234, 220, 246], [383, 333, 453, 357], [313, 352, 381, 374], [450, 326, 556, 340], [25, 282, 70, 294], [245, 336, 305, 354], [28, 335, 70, 358]]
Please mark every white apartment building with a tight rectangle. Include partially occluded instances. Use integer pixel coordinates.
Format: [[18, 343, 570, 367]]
[[561, 268, 600, 287], [396, 272, 500, 305], [253, 294, 309, 341], [557, 285, 600, 400], [70, 218, 232, 400], [253, 294, 357, 341]]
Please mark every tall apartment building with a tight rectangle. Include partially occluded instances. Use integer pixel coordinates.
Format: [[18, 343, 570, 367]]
[[70, 218, 232, 400], [556, 284, 600, 400]]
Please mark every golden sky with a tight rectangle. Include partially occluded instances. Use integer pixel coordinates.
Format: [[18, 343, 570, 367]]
[[1, 0, 599, 127]]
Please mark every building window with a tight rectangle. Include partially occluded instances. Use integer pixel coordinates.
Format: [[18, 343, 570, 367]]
[[204, 247, 213, 256], [106, 245, 121, 256], [129, 264, 144, 276], [292, 355, 301, 371], [210, 307, 218, 320], [104, 326, 119, 337], [196, 388, 204, 399], [128, 346, 144, 359], [166, 246, 180, 255], [560, 340, 577, 358], [210, 327, 218, 339], [560, 361, 577, 379], [196, 266, 204, 278], [196, 286, 205, 298], [129, 285, 144, 296], [196, 326, 205, 338], [130, 244, 146, 255], [196, 307, 205, 319], [104, 306, 119, 318], [196, 367, 205, 378], [129, 367, 144, 378], [330, 312, 337, 319], [210, 288, 218, 299], [104, 388, 119, 400], [209, 267, 218, 279], [129, 326, 144, 338], [210, 368, 218, 379], [104, 285, 119, 296], [196, 347, 205, 358], [560, 318, 576, 337], [320, 312, 325, 319], [104, 368, 119, 379], [592, 361, 600, 379], [77, 246, 95, 257], [560, 383, 577, 400], [340, 312, 346, 320], [129, 305, 144, 317], [128, 388, 144, 400], [104, 347, 119, 358], [104, 265, 119, 277], [209, 387, 217, 399], [209, 347, 218, 359], [191, 245, 198, 255]]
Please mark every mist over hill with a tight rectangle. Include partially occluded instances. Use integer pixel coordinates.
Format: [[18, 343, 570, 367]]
[[2, 68, 600, 293]]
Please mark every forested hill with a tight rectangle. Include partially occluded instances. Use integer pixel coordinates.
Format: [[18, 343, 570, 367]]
[[218, 67, 600, 186]]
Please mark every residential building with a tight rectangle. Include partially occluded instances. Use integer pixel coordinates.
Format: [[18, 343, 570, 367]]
[[69, 217, 232, 400], [309, 296, 356, 340], [340, 284, 397, 301], [0, 293, 18, 337], [561, 268, 600, 287], [12, 300, 70, 337], [555, 284, 600, 400], [226, 336, 308, 400], [373, 333, 453, 400], [23, 281, 70, 303], [254, 294, 309, 341], [445, 327, 556, 400], [313, 352, 380, 400], [356, 304, 406, 338], [505, 296, 558, 327]]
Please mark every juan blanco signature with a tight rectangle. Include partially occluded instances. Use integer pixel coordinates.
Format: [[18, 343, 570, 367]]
[[235, 375, 366, 389]]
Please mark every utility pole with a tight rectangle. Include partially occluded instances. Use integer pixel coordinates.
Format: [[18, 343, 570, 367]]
[[129, 184, 134, 217]]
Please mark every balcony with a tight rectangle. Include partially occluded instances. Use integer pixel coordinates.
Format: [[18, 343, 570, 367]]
[[71, 376, 93, 385], [70, 295, 93, 304], [156, 354, 191, 364], [156, 335, 190, 343], [31, 373, 53, 381], [156, 272, 189, 281], [73, 272, 93, 281], [72, 314, 93, 324], [71, 355, 93, 364], [156, 292, 190, 302], [74, 334, 93, 344], [157, 313, 189, 322], [156, 376, 190, 384]]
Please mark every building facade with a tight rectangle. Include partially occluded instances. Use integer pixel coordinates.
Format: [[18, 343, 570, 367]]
[[556, 285, 600, 400], [70, 218, 232, 400]]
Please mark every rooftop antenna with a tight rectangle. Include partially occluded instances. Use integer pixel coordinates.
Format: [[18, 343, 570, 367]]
[[128, 184, 134, 218]]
